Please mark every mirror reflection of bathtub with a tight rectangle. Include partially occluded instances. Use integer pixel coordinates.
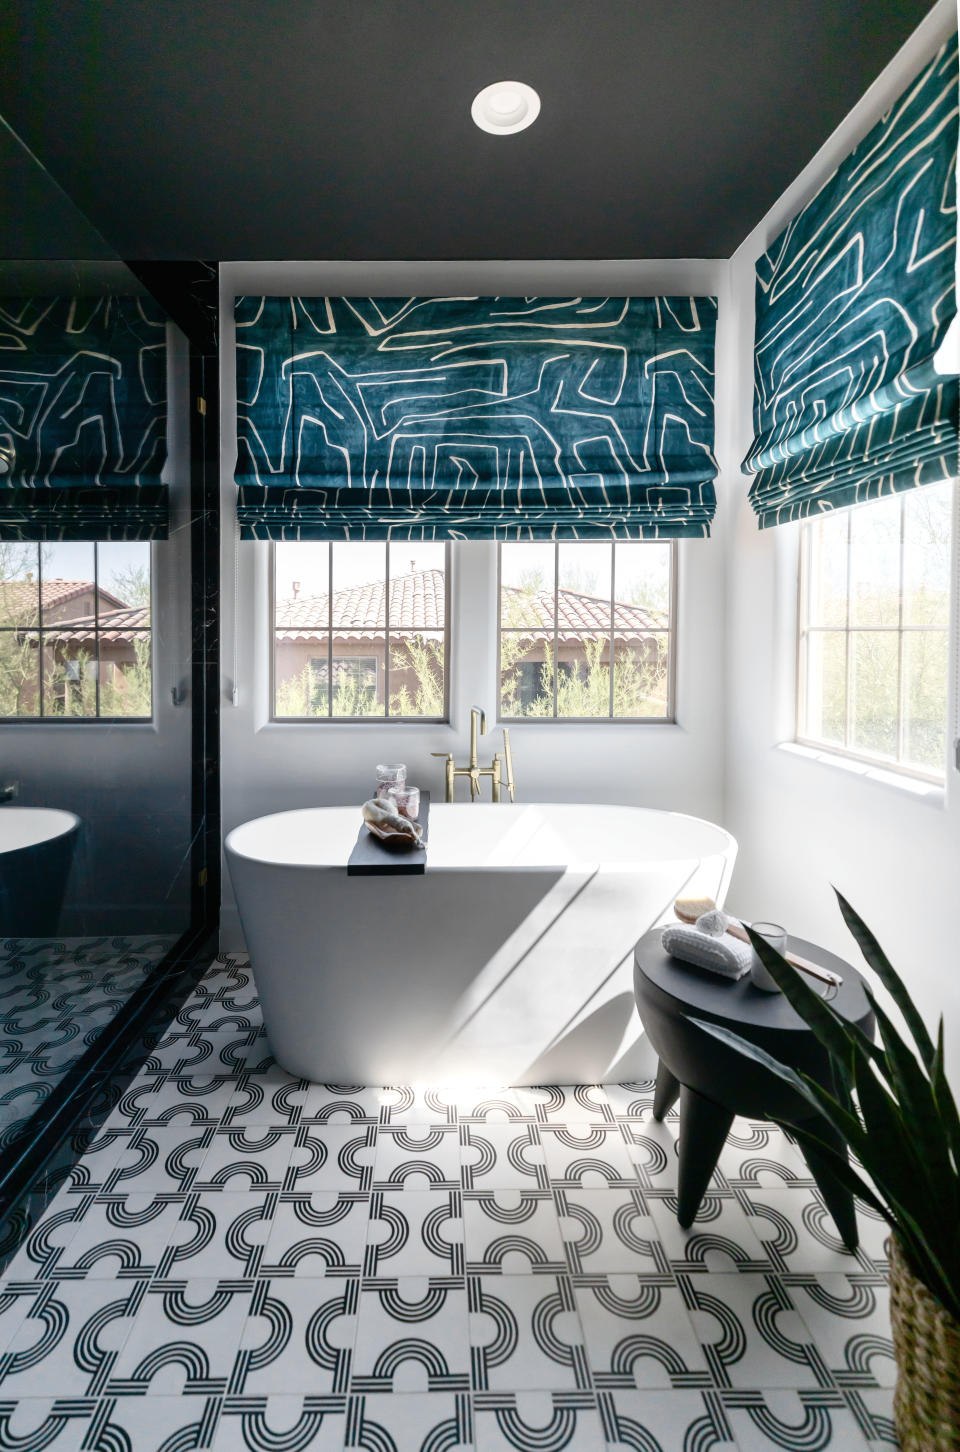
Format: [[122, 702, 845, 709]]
[[0, 806, 80, 937], [227, 802, 737, 1085], [0, 801, 177, 1152]]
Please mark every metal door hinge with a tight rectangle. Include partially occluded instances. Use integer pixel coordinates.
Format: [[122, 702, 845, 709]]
[[196, 396, 207, 415], [198, 867, 208, 887]]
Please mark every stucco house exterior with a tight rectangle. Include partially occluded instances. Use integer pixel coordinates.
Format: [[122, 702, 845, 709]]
[[273, 566, 666, 714], [0, 578, 146, 714]]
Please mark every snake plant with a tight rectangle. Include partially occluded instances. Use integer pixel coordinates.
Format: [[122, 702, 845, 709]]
[[693, 891, 960, 1324]]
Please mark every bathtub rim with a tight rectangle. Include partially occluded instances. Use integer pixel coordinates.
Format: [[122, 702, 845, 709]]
[[224, 801, 736, 872], [0, 806, 81, 855]]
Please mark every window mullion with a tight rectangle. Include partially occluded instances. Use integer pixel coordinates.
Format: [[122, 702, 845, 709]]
[[384, 542, 390, 719], [609, 543, 616, 719], [796, 525, 807, 741], [844, 512, 854, 749], [93, 543, 101, 719], [327, 542, 333, 718], [896, 495, 906, 764], [37, 543, 44, 718], [553, 541, 559, 718]]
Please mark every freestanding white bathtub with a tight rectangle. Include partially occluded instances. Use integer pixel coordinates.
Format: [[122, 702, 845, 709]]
[[0, 807, 80, 937], [226, 802, 736, 1086]]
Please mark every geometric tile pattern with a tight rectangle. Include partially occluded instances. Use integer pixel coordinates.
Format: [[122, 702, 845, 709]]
[[0, 957, 897, 1450], [0, 936, 175, 1150]]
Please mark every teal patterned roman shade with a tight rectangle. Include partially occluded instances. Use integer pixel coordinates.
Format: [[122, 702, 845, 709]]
[[0, 296, 168, 541], [744, 33, 959, 528], [234, 295, 718, 540]]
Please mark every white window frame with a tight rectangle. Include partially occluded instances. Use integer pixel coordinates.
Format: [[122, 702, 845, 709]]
[[496, 540, 678, 724], [0, 541, 155, 725], [270, 542, 451, 724], [795, 483, 958, 785]]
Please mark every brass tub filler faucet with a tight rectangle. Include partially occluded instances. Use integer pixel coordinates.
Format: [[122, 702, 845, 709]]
[[433, 706, 515, 803]]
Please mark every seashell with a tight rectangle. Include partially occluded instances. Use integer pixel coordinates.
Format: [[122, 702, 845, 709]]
[[696, 908, 730, 938], [361, 798, 423, 850]]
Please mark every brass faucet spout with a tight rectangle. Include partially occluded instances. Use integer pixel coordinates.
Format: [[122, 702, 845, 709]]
[[438, 709, 514, 803]]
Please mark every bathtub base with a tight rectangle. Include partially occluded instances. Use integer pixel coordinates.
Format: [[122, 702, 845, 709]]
[[228, 811, 734, 1086]]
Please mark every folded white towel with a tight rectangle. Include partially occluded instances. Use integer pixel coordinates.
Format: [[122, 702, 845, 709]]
[[661, 922, 753, 980]]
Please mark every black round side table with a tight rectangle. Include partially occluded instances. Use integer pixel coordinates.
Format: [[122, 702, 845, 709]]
[[633, 928, 875, 1249]]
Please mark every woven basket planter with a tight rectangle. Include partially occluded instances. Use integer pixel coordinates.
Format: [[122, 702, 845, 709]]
[[888, 1236, 960, 1451]]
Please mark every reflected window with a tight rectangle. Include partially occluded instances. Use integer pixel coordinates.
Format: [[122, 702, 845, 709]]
[[273, 543, 448, 720], [0, 541, 152, 720], [498, 541, 676, 720], [797, 480, 955, 779]]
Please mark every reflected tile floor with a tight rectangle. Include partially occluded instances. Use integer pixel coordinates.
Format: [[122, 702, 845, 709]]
[[0, 957, 897, 1451], [0, 935, 175, 1149]]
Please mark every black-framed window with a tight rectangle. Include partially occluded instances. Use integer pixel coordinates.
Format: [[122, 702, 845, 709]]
[[0, 541, 152, 721], [797, 479, 955, 780], [272, 542, 449, 721], [498, 541, 676, 720]]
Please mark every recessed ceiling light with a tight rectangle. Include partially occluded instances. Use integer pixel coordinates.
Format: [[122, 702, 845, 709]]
[[471, 81, 540, 136]]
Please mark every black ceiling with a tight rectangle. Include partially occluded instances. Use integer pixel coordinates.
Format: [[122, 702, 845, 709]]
[[0, 0, 940, 261]]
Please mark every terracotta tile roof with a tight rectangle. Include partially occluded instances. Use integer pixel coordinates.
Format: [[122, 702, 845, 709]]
[[43, 604, 150, 644], [275, 568, 446, 641], [0, 577, 127, 621], [274, 567, 666, 642], [520, 587, 666, 641]]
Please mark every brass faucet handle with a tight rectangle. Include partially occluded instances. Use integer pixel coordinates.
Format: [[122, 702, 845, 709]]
[[500, 727, 516, 802], [491, 753, 502, 803], [430, 752, 454, 761]]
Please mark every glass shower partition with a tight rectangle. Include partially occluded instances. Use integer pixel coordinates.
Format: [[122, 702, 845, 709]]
[[0, 116, 218, 1247]]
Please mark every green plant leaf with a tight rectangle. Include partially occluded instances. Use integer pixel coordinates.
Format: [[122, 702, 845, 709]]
[[782, 1119, 889, 1218], [793, 1073, 870, 1152], [785, 1117, 960, 1321], [689, 1017, 868, 1152], [743, 923, 877, 1077], [692, 1016, 960, 1318], [863, 986, 957, 1206], [834, 890, 936, 1070], [850, 1051, 948, 1252], [932, 1018, 960, 1180]]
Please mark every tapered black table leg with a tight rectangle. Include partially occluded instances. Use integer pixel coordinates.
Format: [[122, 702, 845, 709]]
[[652, 1060, 680, 1121], [677, 1085, 735, 1228], [795, 1118, 859, 1251]]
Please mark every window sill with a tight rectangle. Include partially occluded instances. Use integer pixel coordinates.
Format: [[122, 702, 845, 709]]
[[496, 717, 679, 728], [0, 718, 158, 730], [258, 718, 451, 731], [777, 741, 946, 805]]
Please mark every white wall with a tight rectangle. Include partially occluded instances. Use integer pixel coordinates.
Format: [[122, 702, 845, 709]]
[[219, 0, 960, 1082], [219, 260, 734, 949], [719, 0, 960, 1065]]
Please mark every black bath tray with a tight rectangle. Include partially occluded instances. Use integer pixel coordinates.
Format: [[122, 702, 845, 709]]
[[347, 791, 430, 876]]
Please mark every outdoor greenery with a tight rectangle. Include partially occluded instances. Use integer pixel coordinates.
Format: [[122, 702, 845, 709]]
[[274, 633, 444, 719], [697, 893, 960, 1324], [0, 542, 152, 719], [499, 564, 670, 719], [801, 485, 952, 774]]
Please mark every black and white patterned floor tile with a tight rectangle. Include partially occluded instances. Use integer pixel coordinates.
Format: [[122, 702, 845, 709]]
[[0, 936, 175, 1149], [0, 956, 899, 1451]]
